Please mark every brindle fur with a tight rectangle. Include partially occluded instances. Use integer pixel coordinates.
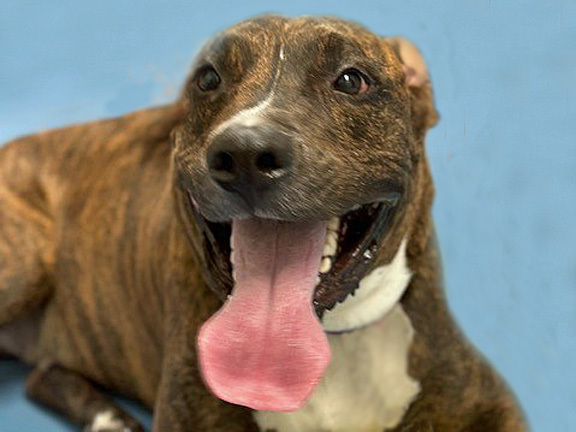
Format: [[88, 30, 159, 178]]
[[0, 15, 526, 432]]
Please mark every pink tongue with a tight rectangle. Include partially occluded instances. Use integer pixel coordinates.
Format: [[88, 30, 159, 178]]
[[198, 218, 330, 412]]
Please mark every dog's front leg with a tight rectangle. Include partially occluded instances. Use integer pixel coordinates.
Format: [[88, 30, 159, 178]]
[[26, 361, 147, 432]]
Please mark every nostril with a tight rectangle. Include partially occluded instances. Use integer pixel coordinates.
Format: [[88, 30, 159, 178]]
[[211, 151, 234, 173], [256, 151, 282, 173]]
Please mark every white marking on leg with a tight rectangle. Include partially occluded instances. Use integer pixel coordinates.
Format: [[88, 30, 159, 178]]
[[321, 237, 412, 332], [87, 410, 127, 432]]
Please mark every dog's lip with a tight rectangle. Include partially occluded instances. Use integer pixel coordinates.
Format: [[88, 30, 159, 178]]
[[185, 192, 399, 314]]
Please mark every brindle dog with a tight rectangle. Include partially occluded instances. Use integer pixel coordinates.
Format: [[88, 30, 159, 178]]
[[0, 15, 527, 432]]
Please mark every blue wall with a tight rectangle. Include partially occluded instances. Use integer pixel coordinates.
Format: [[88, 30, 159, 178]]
[[1, 1, 575, 431]]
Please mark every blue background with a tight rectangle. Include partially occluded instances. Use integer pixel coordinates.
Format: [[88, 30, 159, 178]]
[[1, 1, 575, 431]]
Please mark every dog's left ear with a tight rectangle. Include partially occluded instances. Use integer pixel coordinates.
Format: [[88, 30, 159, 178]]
[[386, 37, 439, 134]]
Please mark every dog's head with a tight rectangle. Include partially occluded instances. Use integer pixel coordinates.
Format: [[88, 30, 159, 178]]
[[172, 15, 438, 412]]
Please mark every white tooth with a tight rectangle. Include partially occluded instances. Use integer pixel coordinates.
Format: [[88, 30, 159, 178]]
[[323, 243, 336, 257], [327, 231, 338, 250], [319, 257, 332, 273], [316, 276, 321, 286], [323, 231, 338, 256], [328, 217, 340, 232], [323, 237, 337, 257]]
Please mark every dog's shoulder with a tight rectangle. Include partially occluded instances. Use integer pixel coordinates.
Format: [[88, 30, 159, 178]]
[[1, 103, 185, 209], [1, 103, 184, 170]]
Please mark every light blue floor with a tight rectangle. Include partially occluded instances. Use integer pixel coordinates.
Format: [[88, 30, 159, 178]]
[[1, 1, 575, 431]]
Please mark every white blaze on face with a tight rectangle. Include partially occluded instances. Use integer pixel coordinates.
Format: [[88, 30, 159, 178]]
[[208, 44, 285, 139], [321, 237, 412, 333], [209, 96, 274, 137]]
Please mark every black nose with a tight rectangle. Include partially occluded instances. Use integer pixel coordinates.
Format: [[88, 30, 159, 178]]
[[207, 125, 293, 196]]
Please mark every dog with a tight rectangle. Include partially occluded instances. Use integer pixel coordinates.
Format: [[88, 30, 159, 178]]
[[0, 15, 527, 432]]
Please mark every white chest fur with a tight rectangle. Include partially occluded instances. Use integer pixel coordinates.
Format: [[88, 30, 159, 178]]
[[254, 304, 420, 432]]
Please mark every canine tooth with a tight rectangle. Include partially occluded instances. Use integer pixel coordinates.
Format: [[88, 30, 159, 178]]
[[319, 257, 332, 273], [328, 217, 340, 232]]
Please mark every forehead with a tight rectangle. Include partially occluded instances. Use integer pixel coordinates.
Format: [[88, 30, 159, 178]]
[[203, 16, 387, 62]]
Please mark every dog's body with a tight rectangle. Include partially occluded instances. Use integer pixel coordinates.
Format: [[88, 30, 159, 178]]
[[0, 15, 526, 432]]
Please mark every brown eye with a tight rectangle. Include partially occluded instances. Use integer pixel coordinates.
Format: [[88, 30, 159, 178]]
[[333, 69, 369, 95], [197, 66, 221, 92]]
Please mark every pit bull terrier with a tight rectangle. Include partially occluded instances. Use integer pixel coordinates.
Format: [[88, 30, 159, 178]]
[[0, 15, 527, 432]]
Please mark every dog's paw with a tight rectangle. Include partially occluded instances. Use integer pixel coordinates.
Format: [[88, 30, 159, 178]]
[[84, 410, 143, 432]]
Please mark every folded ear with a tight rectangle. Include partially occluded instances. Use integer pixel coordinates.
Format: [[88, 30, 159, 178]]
[[387, 37, 439, 134]]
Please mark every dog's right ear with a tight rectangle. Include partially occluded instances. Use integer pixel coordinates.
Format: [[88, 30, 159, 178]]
[[386, 37, 439, 135]]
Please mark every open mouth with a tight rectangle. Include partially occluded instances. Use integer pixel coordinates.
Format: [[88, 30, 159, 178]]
[[184, 192, 399, 412], [189, 195, 399, 315]]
